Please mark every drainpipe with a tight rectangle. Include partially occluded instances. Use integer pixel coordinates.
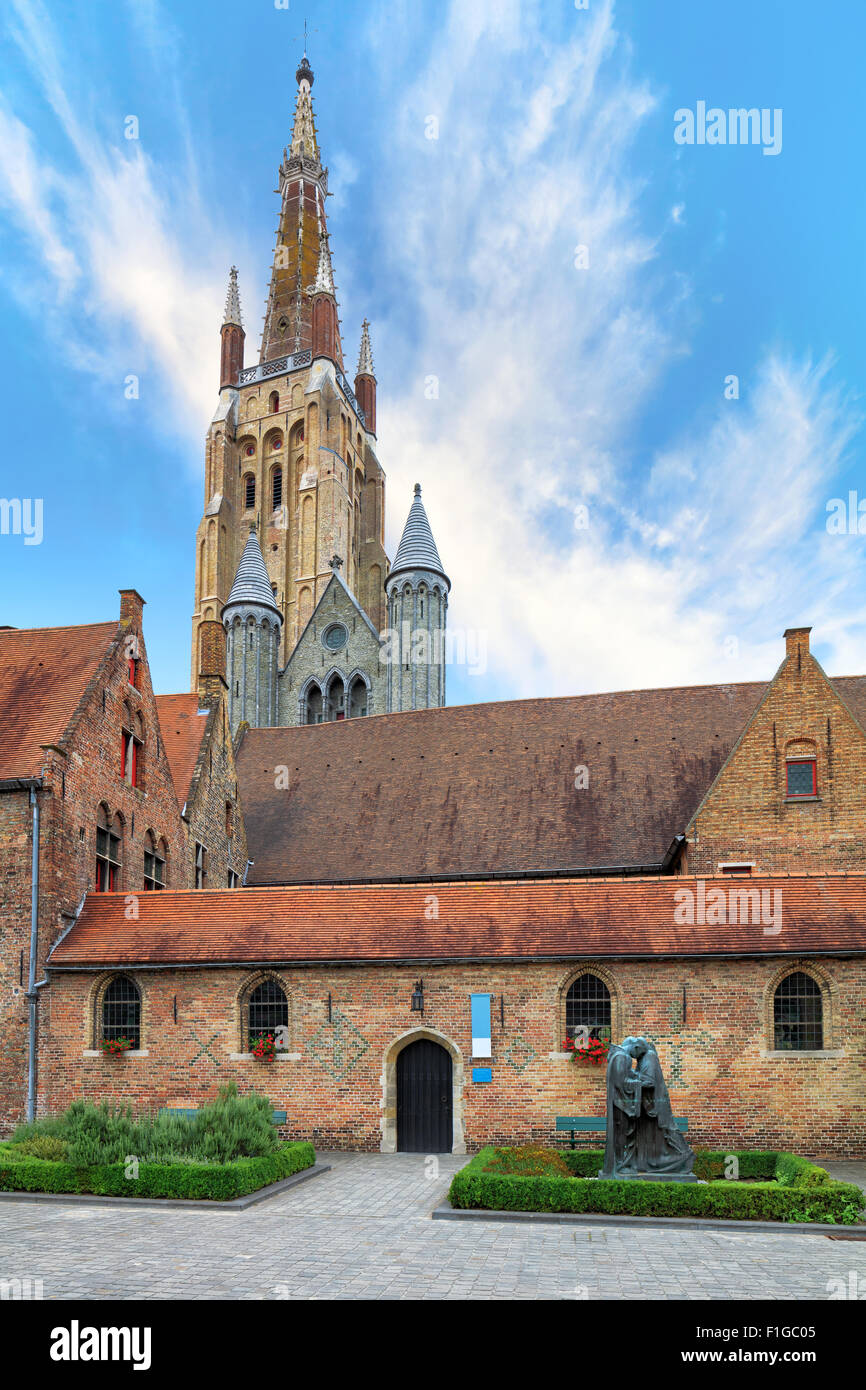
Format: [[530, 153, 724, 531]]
[[26, 785, 40, 1123], [242, 858, 254, 886]]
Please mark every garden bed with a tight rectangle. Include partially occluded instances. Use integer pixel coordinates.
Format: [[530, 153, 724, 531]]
[[447, 1146, 864, 1225], [0, 1083, 315, 1202]]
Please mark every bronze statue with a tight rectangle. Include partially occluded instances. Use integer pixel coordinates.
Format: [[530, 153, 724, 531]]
[[600, 1035, 696, 1181], [600, 1042, 642, 1178]]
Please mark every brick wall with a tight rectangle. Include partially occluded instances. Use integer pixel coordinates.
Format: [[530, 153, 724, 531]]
[[40, 955, 865, 1157], [182, 698, 249, 890]]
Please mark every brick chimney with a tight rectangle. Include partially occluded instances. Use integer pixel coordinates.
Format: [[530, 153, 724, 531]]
[[119, 589, 145, 631], [784, 627, 812, 663], [197, 619, 227, 697]]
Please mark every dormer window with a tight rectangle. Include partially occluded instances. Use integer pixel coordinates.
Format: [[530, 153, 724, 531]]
[[786, 758, 817, 798]]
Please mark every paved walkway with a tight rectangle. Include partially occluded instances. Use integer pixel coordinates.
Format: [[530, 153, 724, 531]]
[[1, 1152, 865, 1300]]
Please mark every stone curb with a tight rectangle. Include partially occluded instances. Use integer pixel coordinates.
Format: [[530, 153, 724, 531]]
[[431, 1202, 866, 1236], [0, 1161, 331, 1211]]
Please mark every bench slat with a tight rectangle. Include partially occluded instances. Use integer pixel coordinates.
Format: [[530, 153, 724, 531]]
[[555, 1115, 688, 1131]]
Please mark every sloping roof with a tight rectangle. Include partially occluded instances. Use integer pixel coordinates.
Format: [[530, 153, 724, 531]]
[[224, 529, 281, 616], [0, 622, 118, 781], [390, 485, 448, 582], [238, 673, 866, 886], [237, 681, 772, 884], [48, 874, 866, 968], [155, 694, 210, 805]]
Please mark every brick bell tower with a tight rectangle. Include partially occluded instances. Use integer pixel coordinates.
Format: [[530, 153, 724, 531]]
[[190, 51, 389, 699]]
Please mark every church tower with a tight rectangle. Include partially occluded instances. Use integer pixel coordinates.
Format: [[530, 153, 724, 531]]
[[385, 485, 450, 711], [191, 52, 388, 704]]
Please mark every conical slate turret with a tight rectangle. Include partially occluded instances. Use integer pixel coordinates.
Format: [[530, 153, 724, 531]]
[[224, 529, 282, 618], [390, 484, 449, 587], [386, 485, 450, 713]]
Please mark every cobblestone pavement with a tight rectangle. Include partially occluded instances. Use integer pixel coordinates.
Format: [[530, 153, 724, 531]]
[[1, 1152, 865, 1300]]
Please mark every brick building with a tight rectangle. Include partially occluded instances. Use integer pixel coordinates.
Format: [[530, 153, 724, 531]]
[[0, 594, 243, 1130], [27, 626, 866, 1157]]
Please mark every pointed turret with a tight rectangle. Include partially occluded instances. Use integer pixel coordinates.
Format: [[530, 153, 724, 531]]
[[355, 319, 377, 434], [260, 56, 343, 367], [222, 528, 282, 733], [385, 485, 450, 713], [219, 265, 245, 388], [390, 484, 449, 586], [309, 238, 339, 363]]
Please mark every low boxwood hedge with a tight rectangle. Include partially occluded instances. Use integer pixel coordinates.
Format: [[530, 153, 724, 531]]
[[561, 1149, 779, 1180], [450, 1147, 864, 1225], [0, 1140, 315, 1202]]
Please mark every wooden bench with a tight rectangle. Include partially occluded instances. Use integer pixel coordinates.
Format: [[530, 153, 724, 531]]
[[158, 1107, 287, 1126], [555, 1115, 688, 1149]]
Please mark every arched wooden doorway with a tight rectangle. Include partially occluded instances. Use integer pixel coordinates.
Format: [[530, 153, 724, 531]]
[[396, 1038, 453, 1152]]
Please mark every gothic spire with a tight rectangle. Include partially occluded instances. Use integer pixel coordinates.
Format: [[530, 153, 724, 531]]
[[260, 55, 343, 366], [357, 319, 374, 377], [311, 238, 336, 297], [223, 265, 243, 329]]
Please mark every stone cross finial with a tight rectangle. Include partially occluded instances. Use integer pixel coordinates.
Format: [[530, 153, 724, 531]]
[[329, 554, 343, 570]]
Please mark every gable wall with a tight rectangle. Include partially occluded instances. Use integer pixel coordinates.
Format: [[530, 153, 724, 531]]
[[685, 633, 866, 874]]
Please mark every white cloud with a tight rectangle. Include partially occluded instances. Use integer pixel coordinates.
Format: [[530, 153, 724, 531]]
[[355, 0, 862, 699]]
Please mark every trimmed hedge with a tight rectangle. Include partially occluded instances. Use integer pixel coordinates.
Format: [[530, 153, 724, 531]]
[[561, 1149, 779, 1180], [0, 1140, 315, 1202], [449, 1148, 864, 1225]]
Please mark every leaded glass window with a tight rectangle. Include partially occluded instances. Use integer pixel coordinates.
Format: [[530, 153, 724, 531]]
[[774, 972, 823, 1050]]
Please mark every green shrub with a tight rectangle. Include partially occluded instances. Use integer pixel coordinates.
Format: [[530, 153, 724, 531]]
[[7, 1085, 280, 1166], [0, 1141, 315, 1201], [449, 1148, 864, 1225], [561, 1148, 779, 1180], [9, 1134, 68, 1162], [775, 1153, 831, 1188]]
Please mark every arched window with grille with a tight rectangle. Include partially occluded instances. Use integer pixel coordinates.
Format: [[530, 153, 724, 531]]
[[565, 973, 611, 1045], [774, 971, 823, 1050], [101, 975, 141, 1050], [268, 390, 279, 413], [272, 466, 283, 511], [246, 978, 288, 1051], [243, 474, 256, 510]]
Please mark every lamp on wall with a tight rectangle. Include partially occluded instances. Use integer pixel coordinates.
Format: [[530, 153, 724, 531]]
[[410, 980, 424, 1016]]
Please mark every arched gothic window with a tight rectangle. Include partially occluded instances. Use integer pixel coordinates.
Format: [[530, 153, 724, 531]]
[[247, 978, 288, 1050], [96, 805, 122, 891], [774, 972, 823, 1050], [565, 974, 611, 1044], [101, 975, 141, 1049]]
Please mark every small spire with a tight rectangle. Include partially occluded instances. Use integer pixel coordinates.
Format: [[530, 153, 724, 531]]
[[223, 266, 243, 329], [357, 319, 375, 377], [414, 483, 421, 496], [310, 238, 335, 296]]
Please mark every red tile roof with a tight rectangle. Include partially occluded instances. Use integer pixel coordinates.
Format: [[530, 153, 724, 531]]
[[155, 694, 209, 805], [0, 622, 118, 780], [48, 875, 866, 968]]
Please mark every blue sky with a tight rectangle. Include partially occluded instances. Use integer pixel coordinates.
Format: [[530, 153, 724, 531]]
[[1, 0, 864, 706]]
